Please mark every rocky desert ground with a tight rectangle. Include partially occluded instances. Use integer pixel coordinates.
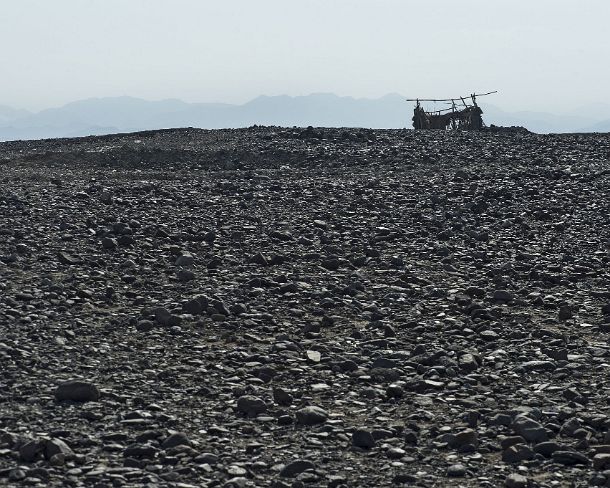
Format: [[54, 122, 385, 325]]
[[1, 126, 610, 487]]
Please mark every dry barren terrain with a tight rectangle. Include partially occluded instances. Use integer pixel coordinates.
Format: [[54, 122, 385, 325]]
[[1, 127, 610, 487]]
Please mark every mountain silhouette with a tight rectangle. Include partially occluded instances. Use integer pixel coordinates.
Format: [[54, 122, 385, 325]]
[[0, 94, 608, 141]]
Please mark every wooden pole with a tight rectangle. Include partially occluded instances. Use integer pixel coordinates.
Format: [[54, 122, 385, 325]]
[[406, 91, 497, 103]]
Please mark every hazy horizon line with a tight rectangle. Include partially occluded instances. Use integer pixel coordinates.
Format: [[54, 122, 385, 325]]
[[3, 92, 610, 116]]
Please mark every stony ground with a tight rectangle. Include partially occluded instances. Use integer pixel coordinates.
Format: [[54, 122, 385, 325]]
[[1, 126, 610, 487]]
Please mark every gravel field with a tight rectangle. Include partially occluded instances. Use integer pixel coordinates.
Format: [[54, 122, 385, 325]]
[[1, 126, 610, 487]]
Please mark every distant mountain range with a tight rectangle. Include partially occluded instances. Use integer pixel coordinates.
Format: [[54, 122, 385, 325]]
[[1, 94, 609, 141]]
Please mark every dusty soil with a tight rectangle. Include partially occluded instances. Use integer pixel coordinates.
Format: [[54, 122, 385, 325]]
[[1, 126, 610, 487]]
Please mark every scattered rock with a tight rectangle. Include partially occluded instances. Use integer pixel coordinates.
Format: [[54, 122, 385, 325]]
[[236, 396, 267, 417], [533, 441, 561, 458], [175, 252, 194, 267], [551, 450, 590, 466], [447, 429, 477, 451], [306, 350, 321, 363], [512, 416, 548, 443], [502, 444, 535, 463], [446, 464, 467, 477], [593, 453, 610, 470], [295, 406, 328, 425], [493, 290, 514, 303], [54, 380, 100, 402], [352, 429, 375, 449], [505, 473, 528, 488], [44, 439, 73, 460], [101, 237, 118, 250], [279, 459, 315, 478], [135, 319, 155, 332], [273, 388, 293, 406], [19, 440, 44, 462], [161, 432, 191, 449], [458, 353, 479, 372]]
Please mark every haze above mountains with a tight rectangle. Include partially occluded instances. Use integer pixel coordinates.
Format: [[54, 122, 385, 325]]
[[1, 93, 609, 142]]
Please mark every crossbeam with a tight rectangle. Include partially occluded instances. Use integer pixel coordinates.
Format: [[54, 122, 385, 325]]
[[406, 91, 497, 102]]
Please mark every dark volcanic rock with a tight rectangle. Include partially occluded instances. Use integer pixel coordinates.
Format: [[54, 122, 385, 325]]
[[279, 459, 315, 478], [44, 439, 73, 460], [161, 432, 191, 449], [236, 395, 267, 417], [502, 444, 535, 463], [511, 416, 548, 443], [135, 319, 155, 332], [352, 429, 376, 449], [54, 380, 100, 402], [552, 450, 590, 466], [533, 441, 561, 457], [295, 406, 328, 425], [447, 464, 467, 477], [19, 440, 44, 462]]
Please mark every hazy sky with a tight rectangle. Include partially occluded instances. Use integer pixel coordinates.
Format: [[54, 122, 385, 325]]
[[2, 0, 609, 112]]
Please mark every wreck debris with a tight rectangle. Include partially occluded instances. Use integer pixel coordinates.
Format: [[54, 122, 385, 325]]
[[407, 91, 497, 130]]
